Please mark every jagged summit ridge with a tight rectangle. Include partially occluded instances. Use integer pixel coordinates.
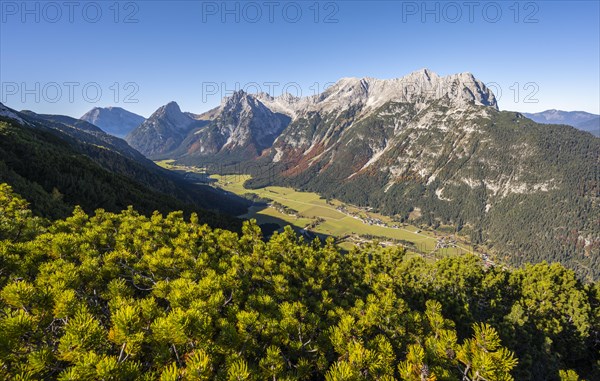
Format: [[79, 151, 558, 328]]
[[126, 101, 197, 157], [173, 90, 292, 162], [307, 69, 498, 112], [253, 69, 498, 118], [126, 70, 499, 159], [149, 101, 193, 130]]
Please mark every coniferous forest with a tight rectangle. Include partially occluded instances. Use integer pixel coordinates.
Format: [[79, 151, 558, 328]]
[[1, 183, 598, 381]]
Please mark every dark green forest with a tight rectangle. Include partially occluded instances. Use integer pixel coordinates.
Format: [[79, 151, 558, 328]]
[[0, 117, 246, 230], [0, 184, 598, 380]]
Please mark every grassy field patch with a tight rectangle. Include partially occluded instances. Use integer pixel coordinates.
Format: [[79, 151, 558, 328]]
[[209, 174, 475, 257]]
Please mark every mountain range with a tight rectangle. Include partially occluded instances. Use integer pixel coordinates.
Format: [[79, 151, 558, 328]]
[[80, 106, 145, 138], [124, 69, 600, 279], [2, 69, 597, 279], [127, 69, 499, 160], [0, 102, 248, 228], [523, 110, 600, 136]]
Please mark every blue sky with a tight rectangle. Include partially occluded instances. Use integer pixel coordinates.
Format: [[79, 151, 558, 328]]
[[1, 0, 599, 118]]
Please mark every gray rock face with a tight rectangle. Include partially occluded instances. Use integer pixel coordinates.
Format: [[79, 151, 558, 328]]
[[80, 107, 145, 138], [126, 102, 197, 158], [263, 69, 501, 176], [174, 91, 291, 163], [256, 69, 498, 119]]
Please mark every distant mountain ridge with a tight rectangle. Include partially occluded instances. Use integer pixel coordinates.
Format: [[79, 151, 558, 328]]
[[523, 110, 600, 136], [20, 110, 149, 164], [80, 106, 145, 138]]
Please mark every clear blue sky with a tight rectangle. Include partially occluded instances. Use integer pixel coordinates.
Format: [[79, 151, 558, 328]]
[[1, 0, 598, 118]]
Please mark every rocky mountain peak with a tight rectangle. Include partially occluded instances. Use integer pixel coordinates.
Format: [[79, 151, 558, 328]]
[[80, 106, 145, 138], [253, 92, 302, 117], [149, 101, 193, 130], [296, 70, 499, 114], [125, 102, 197, 157], [219, 91, 268, 117], [217, 70, 497, 121], [444, 72, 498, 109], [222, 90, 255, 106], [277, 92, 301, 103], [405, 67, 440, 82], [161, 101, 182, 114]]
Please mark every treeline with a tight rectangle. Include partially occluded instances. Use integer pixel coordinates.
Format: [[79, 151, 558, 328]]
[[0, 184, 598, 380]]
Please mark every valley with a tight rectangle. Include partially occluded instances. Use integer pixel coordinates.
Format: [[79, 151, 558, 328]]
[[157, 159, 483, 260], [215, 174, 477, 258], [136, 71, 599, 280]]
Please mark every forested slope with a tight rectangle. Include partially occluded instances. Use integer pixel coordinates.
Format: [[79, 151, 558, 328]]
[[0, 116, 247, 230], [0, 184, 597, 380]]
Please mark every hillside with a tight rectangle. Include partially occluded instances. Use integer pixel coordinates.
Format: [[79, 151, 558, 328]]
[[0, 184, 597, 380], [0, 103, 249, 229]]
